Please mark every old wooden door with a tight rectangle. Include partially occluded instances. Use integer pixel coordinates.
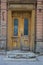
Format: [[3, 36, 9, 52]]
[[12, 11, 31, 50]]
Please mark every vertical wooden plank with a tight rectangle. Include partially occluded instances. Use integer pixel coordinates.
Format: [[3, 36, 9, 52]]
[[30, 10, 35, 51], [8, 10, 13, 50]]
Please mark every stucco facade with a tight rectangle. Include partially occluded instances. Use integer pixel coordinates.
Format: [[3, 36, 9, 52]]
[[0, 0, 43, 53]]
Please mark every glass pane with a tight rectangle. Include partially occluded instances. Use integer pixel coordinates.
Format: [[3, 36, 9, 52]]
[[14, 19, 18, 36], [24, 18, 28, 35]]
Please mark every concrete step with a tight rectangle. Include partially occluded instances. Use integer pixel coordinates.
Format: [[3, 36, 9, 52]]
[[7, 50, 37, 59], [8, 54, 36, 59]]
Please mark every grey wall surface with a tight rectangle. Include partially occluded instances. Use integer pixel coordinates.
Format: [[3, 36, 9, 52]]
[[36, 42, 43, 53]]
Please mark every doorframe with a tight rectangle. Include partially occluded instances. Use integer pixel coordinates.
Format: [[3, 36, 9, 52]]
[[8, 4, 35, 51]]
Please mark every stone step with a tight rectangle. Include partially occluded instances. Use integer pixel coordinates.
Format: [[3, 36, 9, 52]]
[[7, 52, 36, 59]]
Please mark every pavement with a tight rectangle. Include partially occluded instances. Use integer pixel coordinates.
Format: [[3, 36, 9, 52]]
[[0, 50, 43, 65], [0, 55, 43, 65]]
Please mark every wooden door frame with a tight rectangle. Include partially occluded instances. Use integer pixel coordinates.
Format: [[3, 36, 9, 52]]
[[8, 4, 35, 51]]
